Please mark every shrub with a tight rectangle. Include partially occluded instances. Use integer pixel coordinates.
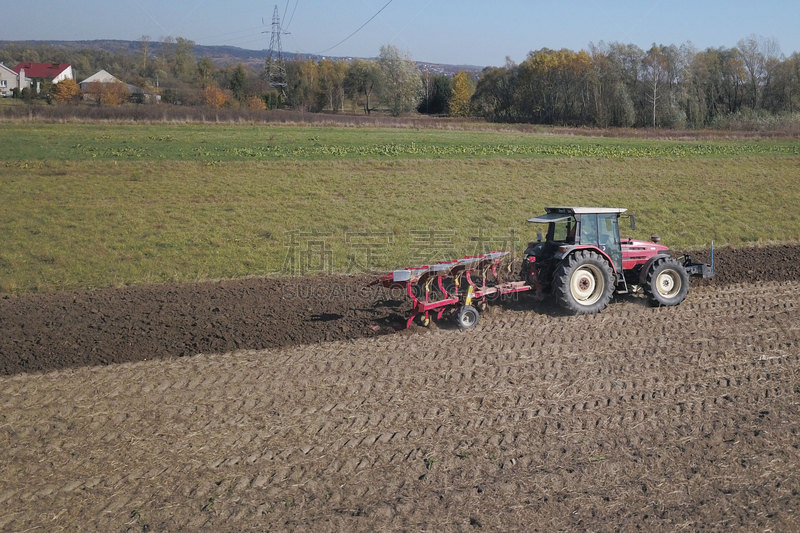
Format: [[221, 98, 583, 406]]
[[101, 82, 131, 106], [53, 79, 81, 104], [204, 86, 229, 109]]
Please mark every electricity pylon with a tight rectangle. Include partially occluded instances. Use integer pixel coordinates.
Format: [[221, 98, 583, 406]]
[[265, 4, 288, 96]]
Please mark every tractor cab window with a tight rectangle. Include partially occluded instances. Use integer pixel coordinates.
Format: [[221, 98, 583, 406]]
[[548, 217, 577, 243], [597, 214, 622, 271], [580, 214, 598, 245]]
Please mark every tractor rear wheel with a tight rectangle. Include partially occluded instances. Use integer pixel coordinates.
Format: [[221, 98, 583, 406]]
[[645, 257, 690, 307], [553, 250, 615, 314]]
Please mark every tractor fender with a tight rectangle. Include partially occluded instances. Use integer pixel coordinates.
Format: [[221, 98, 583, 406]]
[[555, 245, 618, 275], [638, 253, 672, 285]]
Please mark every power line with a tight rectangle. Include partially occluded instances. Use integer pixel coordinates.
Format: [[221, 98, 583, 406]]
[[318, 0, 393, 55], [284, 0, 299, 33], [283, 0, 291, 24]]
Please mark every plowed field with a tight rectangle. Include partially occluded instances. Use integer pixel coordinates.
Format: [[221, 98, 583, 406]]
[[1, 245, 799, 531]]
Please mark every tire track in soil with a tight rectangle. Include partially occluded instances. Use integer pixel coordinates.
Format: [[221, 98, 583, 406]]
[[2, 281, 800, 531]]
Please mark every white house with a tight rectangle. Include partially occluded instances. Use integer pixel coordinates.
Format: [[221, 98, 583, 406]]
[[79, 69, 136, 92], [0, 62, 30, 96]]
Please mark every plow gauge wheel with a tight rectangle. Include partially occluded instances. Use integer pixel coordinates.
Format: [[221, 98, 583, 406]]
[[455, 305, 480, 330]]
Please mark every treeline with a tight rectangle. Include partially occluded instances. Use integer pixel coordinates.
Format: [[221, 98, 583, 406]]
[[474, 38, 800, 129], [2, 36, 800, 129]]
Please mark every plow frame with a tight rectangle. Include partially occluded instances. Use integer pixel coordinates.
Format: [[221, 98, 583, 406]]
[[372, 252, 532, 329]]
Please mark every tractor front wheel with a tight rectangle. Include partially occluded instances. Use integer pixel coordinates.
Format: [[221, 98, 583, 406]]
[[645, 257, 690, 307], [554, 250, 615, 314]]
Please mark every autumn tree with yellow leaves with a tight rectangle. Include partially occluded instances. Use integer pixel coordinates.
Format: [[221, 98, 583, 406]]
[[52, 79, 81, 104], [101, 81, 131, 106], [203, 85, 229, 108], [448, 71, 474, 117], [86, 81, 130, 106]]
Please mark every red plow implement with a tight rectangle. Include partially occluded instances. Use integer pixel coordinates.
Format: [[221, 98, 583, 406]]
[[370, 251, 531, 329]]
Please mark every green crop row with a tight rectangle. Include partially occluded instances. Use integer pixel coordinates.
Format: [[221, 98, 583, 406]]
[[209, 141, 799, 160], [36, 139, 800, 161], [1, 124, 797, 162]]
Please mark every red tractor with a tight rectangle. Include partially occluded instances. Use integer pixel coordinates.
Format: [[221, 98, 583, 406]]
[[372, 207, 714, 328], [521, 207, 714, 314]]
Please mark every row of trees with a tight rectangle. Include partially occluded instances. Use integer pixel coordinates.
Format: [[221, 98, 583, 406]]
[[279, 46, 473, 116], [283, 46, 474, 116], [0, 38, 266, 108], [472, 37, 800, 128], [3, 36, 799, 127]]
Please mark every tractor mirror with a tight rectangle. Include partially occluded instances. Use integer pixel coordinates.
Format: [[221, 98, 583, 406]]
[[629, 216, 636, 230], [537, 232, 543, 242]]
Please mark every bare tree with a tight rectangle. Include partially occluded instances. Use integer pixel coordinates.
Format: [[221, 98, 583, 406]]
[[139, 35, 151, 74], [643, 45, 669, 127], [737, 34, 781, 110]]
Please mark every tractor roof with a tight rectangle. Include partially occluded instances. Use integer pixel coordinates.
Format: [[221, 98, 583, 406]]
[[527, 207, 626, 223]]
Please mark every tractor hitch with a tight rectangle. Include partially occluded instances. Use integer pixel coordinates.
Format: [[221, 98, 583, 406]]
[[683, 257, 714, 278], [682, 242, 715, 279]]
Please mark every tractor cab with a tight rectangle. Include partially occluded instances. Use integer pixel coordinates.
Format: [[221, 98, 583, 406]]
[[525, 207, 627, 274], [523, 207, 646, 310]]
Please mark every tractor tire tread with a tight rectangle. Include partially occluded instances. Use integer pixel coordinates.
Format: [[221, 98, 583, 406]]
[[553, 250, 615, 315], [644, 257, 690, 307]]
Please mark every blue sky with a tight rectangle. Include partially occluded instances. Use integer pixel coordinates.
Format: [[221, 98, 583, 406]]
[[5, 0, 800, 66]]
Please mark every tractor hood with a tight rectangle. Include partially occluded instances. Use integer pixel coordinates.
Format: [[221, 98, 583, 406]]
[[621, 238, 671, 253]]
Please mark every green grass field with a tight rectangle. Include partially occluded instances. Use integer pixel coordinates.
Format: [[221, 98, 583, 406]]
[[1, 123, 798, 293]]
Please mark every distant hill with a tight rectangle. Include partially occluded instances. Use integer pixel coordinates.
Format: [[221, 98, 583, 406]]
[[0, 39, 483, 76]]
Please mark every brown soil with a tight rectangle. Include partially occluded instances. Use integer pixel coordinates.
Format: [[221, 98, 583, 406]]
[[2, 244, 800, 376], [2, 277, 799, 531]]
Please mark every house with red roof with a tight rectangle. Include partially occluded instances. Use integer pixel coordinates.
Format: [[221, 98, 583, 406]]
[[11, 62, 74, 94], [0, 62, 30, 97]]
